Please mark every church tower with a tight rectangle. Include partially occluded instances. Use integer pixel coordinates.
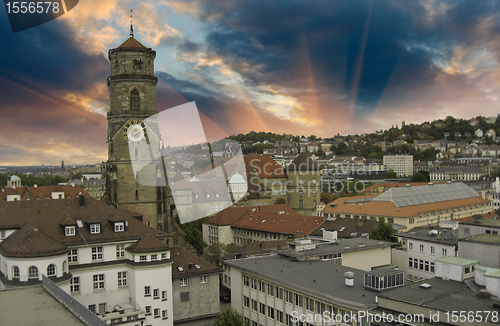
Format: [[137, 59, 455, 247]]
[[106, 28, 171, 232]]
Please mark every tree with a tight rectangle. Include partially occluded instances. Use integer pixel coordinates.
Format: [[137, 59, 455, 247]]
[[411, 173, 427, 182], [275, 197, 286, 204], [321, 192, 334, 204], [369, 217, 397, 243], [387, 169, 398, 178], [213, 307, 250, 326]]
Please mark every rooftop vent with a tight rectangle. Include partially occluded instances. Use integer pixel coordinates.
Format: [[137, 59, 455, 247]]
[[405, 184, 411, 188], [478, 289, 491, 299], [419, 283, 432, 289]]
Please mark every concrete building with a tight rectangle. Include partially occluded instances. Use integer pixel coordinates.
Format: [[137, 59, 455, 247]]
[[392, 228, 458, 280], [458, 234, 500, 269], [430, 166, 486, 182], [170, 246, 222, 325], [383, 155, 413, 177], [226, 253, 404, 326], [0, 195, 174, 326], [81, 179, 106, 200], [320, 182, 492, 231]]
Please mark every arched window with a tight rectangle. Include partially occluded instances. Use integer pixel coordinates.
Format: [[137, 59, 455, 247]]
[[47, 264, 56, 277], [130, 89, 140, 111], [28, 266, 38, 279], [13, 266, 19, 278], [62, 261, 67, 273]]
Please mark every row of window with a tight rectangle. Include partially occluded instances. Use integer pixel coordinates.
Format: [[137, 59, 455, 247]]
[[407, 242, 448, 256], [10, 263, 64, 279], [65, 222, 124, 236], [408, 258, 435, 273], [143, 286, 168, 300], [179, 275, 209, 287], [67, 245, 168, 263]]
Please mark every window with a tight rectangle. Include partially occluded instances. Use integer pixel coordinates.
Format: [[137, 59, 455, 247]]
[[153, 288, 159, 298], [13, 266, 19, 278], [299, 191, 303, 196], [430, 246, 435, 255], [200, 275, 208, 284], [180, 278, 189, 286], [244, 296, 250, 307], [114, 222, 124, 232], [425, 261, 429, 272], [140, 255, 147, 261], [267, 284, 274, 295], [145, 286, 151, 296], [116, 245, 125, 258], [47, 264, 56, 277], [306, 298, 314, 311], [91, 247, 103, 261], [299, 200, 303, 207], [154, 308, 160, 318], [118, 272, 127, 287], [68, 249, 78, 263], [93, 274, 105, 290], [145, 306, 151, 315], [251, 278, 257, 289], [162, 310, 168, 320], [259, 281, 265, 292], [65, 226, 75, 236], [430, 262, 435, 273], [295, 294, 303, 307], [130, 89, 140, 111], [442, 248, 448, 256], [276, 287, 283, 300], [419, 244, 424, 252], [408, 242, 413, 250], [161, 253, 166, 259], [252, 299, 257, 311], [151, 254, 157, 260], [285, 290, 293, 303], [99, 303, 106, 314], [28, 266, 38, 279], [90, 224, 100, 234], [267, 306, 275, 318], [162, 290, 167, 301], [408, 257, 413, 268], [259, 303, 266, 314], [277, 310, 284, 323], [70, 277, 80, 293], [243, 276, 249, 286], [88, 304, 96, 314]]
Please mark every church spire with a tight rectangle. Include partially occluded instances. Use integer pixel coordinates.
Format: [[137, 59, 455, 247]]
[[130, 9, 134, 37]]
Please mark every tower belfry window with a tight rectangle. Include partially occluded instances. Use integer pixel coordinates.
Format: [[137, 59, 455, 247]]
[[130, 89, 140, 111]]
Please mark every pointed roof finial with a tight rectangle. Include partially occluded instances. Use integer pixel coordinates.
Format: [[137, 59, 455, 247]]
[[130, 9, 134, 37]]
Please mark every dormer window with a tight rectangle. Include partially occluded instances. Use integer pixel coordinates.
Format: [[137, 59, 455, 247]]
[[207, 194, 211, 198], [114, 222, 124, 232], [65, 226, 76, 236], [195, 194, 199, 199], [90, 224, 100, 234]]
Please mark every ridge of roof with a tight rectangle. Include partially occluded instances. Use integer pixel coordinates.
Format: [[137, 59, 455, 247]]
[[126, 234, 170, 253], [117, 36, 147, 49]]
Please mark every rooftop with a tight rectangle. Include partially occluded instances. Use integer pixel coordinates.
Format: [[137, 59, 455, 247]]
[[171, 246, 222, 278], [459, 233, 500, 245], [227, 255, 378, 311], [0, 286, 86, 325], [435, 256, 479, 266], [396, 228, 458, 245]]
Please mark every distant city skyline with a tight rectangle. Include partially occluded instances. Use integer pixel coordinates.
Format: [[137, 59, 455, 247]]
[[1, 0, 500, 165]]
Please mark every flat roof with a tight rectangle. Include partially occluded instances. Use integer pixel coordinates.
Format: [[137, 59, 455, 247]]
[[227, 255, 379, 311], [461, 218, 500, 228], [435, 256, 478, 266], [0, 286, 86, 325], [396, 229, 458, 245], [378, 277, 500, 319], [459, 233, 500, 245], [279, 237, 394, 259]]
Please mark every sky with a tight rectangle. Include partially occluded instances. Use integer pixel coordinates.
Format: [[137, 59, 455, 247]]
[[0, 0, 500, 166]]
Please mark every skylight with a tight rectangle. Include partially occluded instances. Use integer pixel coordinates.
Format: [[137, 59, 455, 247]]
[[177, 267, 184, 272], [195, 264, 201, 269]]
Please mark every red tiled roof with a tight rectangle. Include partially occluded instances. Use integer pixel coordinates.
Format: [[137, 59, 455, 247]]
[[171, 246, 222, 278], [222, 239, 290, 260], [309, 218, 378, 238], [205, 204, 297, 226], [0, 185, 91, 201], [117, 36, 147, 49]]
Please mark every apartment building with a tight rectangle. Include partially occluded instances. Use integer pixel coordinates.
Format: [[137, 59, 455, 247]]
[[0, 195, 173, 326], [383, 155, 413, 177], [1, 184, 90, 201], [430, 166, 485, 181]]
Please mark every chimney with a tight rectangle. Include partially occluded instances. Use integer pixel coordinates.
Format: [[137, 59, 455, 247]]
[[344, 272, 354, 287], [189, 263, 193, 269], [78, 193, 85, 207]]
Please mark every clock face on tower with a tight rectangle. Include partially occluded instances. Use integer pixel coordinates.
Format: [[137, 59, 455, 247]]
[[123, 120, 148, 144]]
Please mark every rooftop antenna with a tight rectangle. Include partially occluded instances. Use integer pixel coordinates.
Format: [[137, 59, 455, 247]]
[[130, 9, 134, 37]]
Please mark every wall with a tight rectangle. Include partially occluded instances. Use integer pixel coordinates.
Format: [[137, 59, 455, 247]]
[[458, 241, 500, 268], [342, 247, 391, 271]]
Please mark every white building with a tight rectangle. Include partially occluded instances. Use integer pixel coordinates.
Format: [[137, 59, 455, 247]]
[[383, 155, 413, 177], [0, 195, 173, 326], [392, 228, 458, 280], [430, 167, 485, 181]]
